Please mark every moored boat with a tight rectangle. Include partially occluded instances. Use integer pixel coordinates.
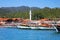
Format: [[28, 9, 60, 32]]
[[17, 25, 55, 30], [55, 25, 60, 32]]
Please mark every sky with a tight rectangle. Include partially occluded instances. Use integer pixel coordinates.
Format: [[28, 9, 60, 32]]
[[0, 0, 60, 8]]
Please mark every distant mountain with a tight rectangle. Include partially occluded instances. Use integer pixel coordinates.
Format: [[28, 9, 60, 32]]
[[0, 6, 41, 13], [0, 6, 60, 19]]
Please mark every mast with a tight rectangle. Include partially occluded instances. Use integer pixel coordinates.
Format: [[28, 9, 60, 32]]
[[29, 8, 32, 20]]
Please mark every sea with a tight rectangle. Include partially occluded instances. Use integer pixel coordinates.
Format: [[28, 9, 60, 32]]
[[0, 28, 60, 40]]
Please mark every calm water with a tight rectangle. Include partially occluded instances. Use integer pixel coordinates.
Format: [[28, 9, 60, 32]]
[[0, 28, 60, 40]]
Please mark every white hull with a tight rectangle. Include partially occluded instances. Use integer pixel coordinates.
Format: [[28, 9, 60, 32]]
[[17, 26, 55, 30]]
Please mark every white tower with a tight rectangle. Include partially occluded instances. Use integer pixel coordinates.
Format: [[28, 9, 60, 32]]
[[29, 9, 32, 20]]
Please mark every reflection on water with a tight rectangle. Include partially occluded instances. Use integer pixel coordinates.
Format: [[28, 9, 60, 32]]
[[0, 28, 60, 40]]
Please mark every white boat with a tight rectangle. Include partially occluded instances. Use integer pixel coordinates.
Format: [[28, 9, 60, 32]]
[[17, 25, 55, 30]]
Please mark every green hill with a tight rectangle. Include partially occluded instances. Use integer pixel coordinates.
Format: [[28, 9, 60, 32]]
[[0, 6, 60, 20]]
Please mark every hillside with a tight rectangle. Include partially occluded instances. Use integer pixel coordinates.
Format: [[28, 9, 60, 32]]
[[0, 6, 60, 20]]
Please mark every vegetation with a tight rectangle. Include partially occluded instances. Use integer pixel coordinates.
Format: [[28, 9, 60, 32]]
[[0, 6, 60, 20]]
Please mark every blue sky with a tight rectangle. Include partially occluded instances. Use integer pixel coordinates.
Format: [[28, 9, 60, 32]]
[[0, 0, 60, 8]]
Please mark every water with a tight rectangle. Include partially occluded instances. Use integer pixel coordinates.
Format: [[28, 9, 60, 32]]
[[0, 28, 60, 40]]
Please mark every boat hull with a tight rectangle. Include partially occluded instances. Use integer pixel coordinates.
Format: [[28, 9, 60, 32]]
[[17, 26, 54, 30]]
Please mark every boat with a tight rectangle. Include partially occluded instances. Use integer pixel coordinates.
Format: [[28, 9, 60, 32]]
[[51, 21, 60, 32], [17, 25, 54, 30], [55, 26, 60, 32], [53, 23, 60, 32]]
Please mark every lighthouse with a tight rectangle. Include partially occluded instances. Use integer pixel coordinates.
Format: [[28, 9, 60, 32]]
[[29, 9, 32, 20]]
